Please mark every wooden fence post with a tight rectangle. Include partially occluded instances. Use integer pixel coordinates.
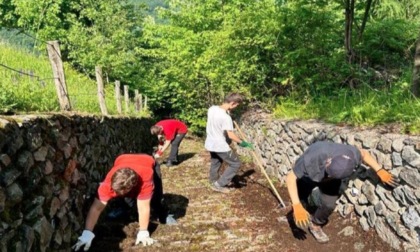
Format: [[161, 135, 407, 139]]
[[134, 89, 140, 112], [139, 93, 143, 112], [95, 66, 108, 115], [144, 95, 148, 110], [124, 85, 129, 113], [115, 80, 122, 114], [47, 41, 71, 111]]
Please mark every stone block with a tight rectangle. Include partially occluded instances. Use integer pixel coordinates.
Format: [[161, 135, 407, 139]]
[[402, 145, 420, 168]]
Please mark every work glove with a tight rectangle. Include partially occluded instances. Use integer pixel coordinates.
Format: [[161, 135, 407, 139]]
[[376, 169, 399, 187], [239, 140, 254, 149], [135, 230, 155, 246], [72, 230, 95, 251], [154, 150, 163, 158], [292, 203, 310, 229]]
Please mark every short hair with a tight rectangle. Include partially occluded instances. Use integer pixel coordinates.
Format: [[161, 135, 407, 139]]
[[223, 93, 244, 104], [111, 168, 138, 195], [150, 125, 162, 135]]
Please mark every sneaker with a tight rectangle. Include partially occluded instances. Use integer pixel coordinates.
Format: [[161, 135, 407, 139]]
[[166, 160, 178, 167], [165, 214, 178, 225], [211, 181, 232, 193], [308, 224, 330, 243]]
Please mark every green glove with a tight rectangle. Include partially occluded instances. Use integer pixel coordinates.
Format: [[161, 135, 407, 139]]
[[239, 141, 254, 149]]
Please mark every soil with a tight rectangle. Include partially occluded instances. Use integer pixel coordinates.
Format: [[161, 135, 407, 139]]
[[89, 137, 396, 252]]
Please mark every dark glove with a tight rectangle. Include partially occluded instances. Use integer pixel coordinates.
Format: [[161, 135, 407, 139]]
[[239, 141, 254, 149]]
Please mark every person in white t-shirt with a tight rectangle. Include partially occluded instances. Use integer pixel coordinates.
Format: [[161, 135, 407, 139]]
[[204, 93, 254, 193]]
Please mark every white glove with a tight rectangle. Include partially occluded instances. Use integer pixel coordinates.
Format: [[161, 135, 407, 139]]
[[72, 230, 95, 251], [153, 150, 163, 159], [135, 230, 155, 246]]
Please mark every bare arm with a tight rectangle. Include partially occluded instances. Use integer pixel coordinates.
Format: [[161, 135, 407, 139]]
[[359, 148, 381, 172], [85, 198, 107, 231], [359, 148, 399, 187], [159, 140, 171, 153], [286, 171, 300, 204], [226, 130, 242, 144], [137, 198, 151, 230]]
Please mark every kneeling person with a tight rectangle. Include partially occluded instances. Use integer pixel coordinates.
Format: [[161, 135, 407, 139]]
[[286, 141, 398, 243], [73, 154, 173, 251]]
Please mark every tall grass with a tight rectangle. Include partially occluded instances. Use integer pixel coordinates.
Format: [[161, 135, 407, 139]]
[[274, 84, 420, 135], [0, 42, 149, 117]]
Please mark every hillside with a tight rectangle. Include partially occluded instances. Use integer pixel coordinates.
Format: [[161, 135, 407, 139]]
[[0, 42, 117, 114]]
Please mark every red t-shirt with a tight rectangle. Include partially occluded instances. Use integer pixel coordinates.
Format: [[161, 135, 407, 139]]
[[97, 154, 155, 202], [156, 119, 188, 141]]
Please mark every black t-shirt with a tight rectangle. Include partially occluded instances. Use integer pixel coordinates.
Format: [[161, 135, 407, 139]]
[[293, 141, 362, 182]]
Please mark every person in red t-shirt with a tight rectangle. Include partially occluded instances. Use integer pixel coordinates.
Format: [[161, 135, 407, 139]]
[[150, 119, 188, 167], [73, 154, 175, 251]]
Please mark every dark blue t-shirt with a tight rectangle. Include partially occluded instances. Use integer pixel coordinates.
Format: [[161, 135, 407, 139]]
[[293, 141, 362, 182]]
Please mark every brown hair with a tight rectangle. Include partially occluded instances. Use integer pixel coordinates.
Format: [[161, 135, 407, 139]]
[[223, 93, 244, 104], [150, 125, 162, 135], [111, 168, 138, 195]]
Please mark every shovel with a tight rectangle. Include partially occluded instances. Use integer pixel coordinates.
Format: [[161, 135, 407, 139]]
[[234, 121, 287, 208]]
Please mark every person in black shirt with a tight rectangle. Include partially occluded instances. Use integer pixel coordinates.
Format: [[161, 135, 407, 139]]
[[286, 141, 398, 243]]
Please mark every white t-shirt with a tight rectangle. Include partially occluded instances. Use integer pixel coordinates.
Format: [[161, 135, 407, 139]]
[[205, 105, 234, 152]]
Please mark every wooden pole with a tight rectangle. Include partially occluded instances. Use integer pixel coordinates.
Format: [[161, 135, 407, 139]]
[[144, 95, 148, 110], [139, 93, 143, 112], [233, 121, 286, 208], [115, 80, 122, 114], [47, 41, 71, 111], [124, 85, 129, 113], [134, 89, 140, 112], [95, 66, 108, 115]]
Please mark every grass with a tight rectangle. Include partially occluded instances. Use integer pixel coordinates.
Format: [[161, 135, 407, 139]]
[[274, 84, 420, 135], [0, 41, 150, 117]]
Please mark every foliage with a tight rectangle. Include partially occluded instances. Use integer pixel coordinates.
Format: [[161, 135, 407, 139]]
[[355, 19, 419, 68], [274, 69, 420, 134]]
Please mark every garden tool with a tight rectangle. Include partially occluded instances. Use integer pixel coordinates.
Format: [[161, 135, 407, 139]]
[[234, 121, 286, 208]]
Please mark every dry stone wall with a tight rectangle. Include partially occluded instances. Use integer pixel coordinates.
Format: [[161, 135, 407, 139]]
[[238, 111, 420, 251], [0, 114, 156, 252]]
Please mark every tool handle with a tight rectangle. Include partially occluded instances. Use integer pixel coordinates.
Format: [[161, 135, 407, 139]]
[[233, 121, 286, 208]]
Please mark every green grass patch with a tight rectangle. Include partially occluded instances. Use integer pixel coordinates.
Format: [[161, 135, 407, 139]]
[[0, 42, 150, 117], [274, 85, 420, 135]]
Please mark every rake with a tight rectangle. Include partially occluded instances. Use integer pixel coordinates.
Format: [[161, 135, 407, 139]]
[[234, 121, 286, 208]]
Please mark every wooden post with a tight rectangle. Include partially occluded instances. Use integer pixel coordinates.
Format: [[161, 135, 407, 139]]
[[139, 93, 143, 112], [115, 80, 122, 114], [124, 85, 129, 113], [144, 95, 148, 110], [134, 89, 140, 112], [47, 41, 71, 111], [95, 66, 108, 115]]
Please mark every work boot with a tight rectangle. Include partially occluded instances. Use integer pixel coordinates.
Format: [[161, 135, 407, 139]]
[[211, 181, 232, 193], [308, 224, 329, 243]]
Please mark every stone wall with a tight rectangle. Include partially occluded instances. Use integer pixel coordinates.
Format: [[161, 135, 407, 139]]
[[238, 111, 420, 251], [0, 114, 156, 252]]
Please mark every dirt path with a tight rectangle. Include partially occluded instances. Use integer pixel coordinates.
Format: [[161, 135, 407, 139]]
[[90, 138, 395, 252]]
